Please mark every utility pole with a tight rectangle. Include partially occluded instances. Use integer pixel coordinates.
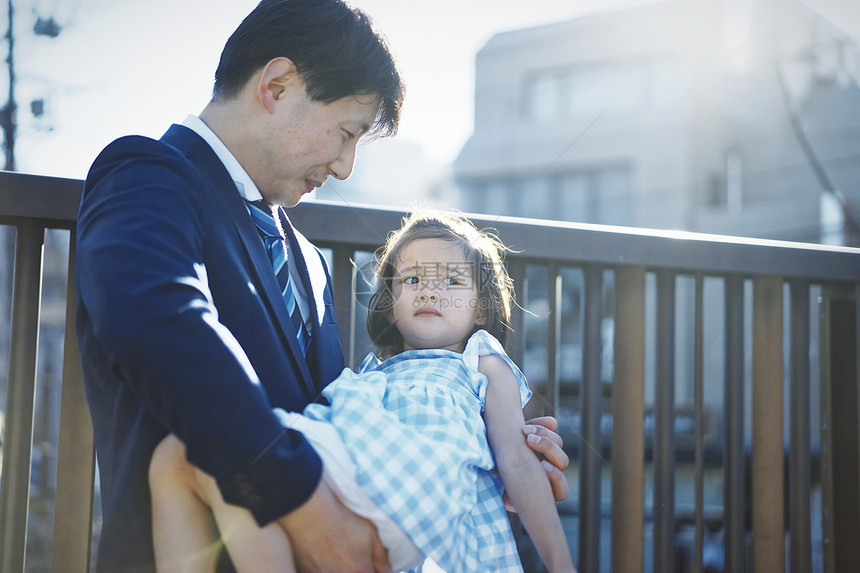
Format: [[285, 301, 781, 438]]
[[0, 0, 15, 172]]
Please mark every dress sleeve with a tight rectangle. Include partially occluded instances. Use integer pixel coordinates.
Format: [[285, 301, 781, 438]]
[[357, 352, 382, 373], [462, 330, 532, 408]]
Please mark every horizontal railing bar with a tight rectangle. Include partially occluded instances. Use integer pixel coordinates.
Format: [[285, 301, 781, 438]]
[[291, 201, 860, 282], [0, 171, 82, 226], [2, 176, 858, 281]]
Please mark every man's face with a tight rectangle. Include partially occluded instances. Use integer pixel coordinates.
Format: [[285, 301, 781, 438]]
[[254, 84, 380, 207]]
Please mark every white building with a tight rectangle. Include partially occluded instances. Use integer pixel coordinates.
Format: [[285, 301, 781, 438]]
[[454, 0, 860, 245]]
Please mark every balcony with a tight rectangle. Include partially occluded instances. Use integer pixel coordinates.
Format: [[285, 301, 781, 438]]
[[1, 170, 859, 573]]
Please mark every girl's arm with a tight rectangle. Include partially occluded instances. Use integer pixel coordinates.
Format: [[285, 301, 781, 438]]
[[480, 354, 577, 573]]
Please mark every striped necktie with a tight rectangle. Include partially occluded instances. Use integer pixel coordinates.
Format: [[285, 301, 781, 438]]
[[245, 200, 311, 355]]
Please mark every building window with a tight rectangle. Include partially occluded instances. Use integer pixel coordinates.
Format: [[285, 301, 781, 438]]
[[464, 165, 632, 224], [567, 65, 644, 116], [558, 173, 590, 221], [523, 69, 565, 120], [513, 177, 553, 219], [558, 166, 632, 225], [464, 181, 488, 214], [705, 149, 743, 213], [820, 191, 845, 245], [523, 63, 646, 120], [464, 179, 517, 218], [594, 167, 633, 225]]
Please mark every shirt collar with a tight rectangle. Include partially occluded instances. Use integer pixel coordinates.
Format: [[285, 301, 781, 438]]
[[181, 114, 263, 202]]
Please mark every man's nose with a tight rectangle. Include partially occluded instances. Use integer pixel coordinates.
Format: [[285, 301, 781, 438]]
[[328, 142, 357, 180]]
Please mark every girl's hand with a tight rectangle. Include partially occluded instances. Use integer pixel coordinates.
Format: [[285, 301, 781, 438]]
[[503, 417, 570, 511]]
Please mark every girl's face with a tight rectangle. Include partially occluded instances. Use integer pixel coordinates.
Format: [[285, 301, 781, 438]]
[[390, 238, 486, 353]]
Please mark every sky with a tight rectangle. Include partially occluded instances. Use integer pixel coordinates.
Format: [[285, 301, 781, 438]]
[[10, 0, 854, 181], [10, 0, 660, 179]]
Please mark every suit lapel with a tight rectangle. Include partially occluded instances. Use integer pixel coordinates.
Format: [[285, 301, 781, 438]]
[[160, 124, 317, 398], [279, 208, 337, 397], [278, 208, 321, 328]]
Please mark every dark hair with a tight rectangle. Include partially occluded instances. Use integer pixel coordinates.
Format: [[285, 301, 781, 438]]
[[366, 210, 515, 359], [213, 0, 404, 137]]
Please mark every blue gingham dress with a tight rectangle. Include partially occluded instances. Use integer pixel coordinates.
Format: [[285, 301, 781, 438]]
[[302, 330, 531, 573]]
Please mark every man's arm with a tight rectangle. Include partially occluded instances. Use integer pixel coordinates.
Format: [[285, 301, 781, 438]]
[[279, 480, 391, 573], [523, 416, 570, 503]]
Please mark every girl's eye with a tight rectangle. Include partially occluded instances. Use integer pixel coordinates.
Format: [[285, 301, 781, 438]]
[[443, 277, 462, 286], [342, 129, 356, 141], [403, 276, 419, 285]]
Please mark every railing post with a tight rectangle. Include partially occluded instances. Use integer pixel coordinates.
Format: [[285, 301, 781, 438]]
[[330, 246, 356, 367], [506, 259, 526, 367], [724, 275, 746, 572], [692, 274, 705, 573], [752, 276, 784, 572], [546, 263, 561, 416], [50, 238, 95, 573], [654, 269, 676, 573], [789, 279, 812, 573], [611, 266, 645, 573], [819, 284, 860, 573], [579, 266, 603, 573], [0, 221, 44, 573]]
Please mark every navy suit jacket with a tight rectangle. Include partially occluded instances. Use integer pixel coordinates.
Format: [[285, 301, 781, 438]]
[[76, 125, 346, 572]]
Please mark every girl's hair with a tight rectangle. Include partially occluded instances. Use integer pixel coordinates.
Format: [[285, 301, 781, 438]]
[[366, 210, 515, 358]]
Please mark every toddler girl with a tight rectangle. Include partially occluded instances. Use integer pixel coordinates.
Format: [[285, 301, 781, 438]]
[[149, 210, 575, 573]]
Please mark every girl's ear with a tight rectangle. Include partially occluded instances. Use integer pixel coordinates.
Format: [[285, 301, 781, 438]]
[[475, 307, 487, 326]]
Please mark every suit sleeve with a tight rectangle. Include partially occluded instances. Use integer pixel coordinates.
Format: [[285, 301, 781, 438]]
[[76, 138, 321, 525]]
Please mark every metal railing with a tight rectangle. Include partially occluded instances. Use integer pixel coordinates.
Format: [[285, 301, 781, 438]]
[[1, 170, 859, 572]]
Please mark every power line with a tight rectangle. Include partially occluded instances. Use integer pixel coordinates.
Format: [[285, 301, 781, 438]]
[[0, 1, 64, 171], [1, 0, 16, 171]]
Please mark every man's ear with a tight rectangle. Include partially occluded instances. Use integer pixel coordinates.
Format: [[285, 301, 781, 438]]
[[257, 57, 299, 113]]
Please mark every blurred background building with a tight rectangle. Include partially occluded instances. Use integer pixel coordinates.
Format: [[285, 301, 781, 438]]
[[454, 0, 860, 246]]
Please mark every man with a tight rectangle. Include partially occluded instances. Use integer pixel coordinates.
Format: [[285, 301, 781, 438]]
[[76, 1, 568, 571]]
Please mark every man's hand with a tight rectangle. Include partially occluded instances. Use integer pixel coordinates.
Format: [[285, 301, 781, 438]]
[[279, 479, 390, 573], [504, 416, 570, 511]]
